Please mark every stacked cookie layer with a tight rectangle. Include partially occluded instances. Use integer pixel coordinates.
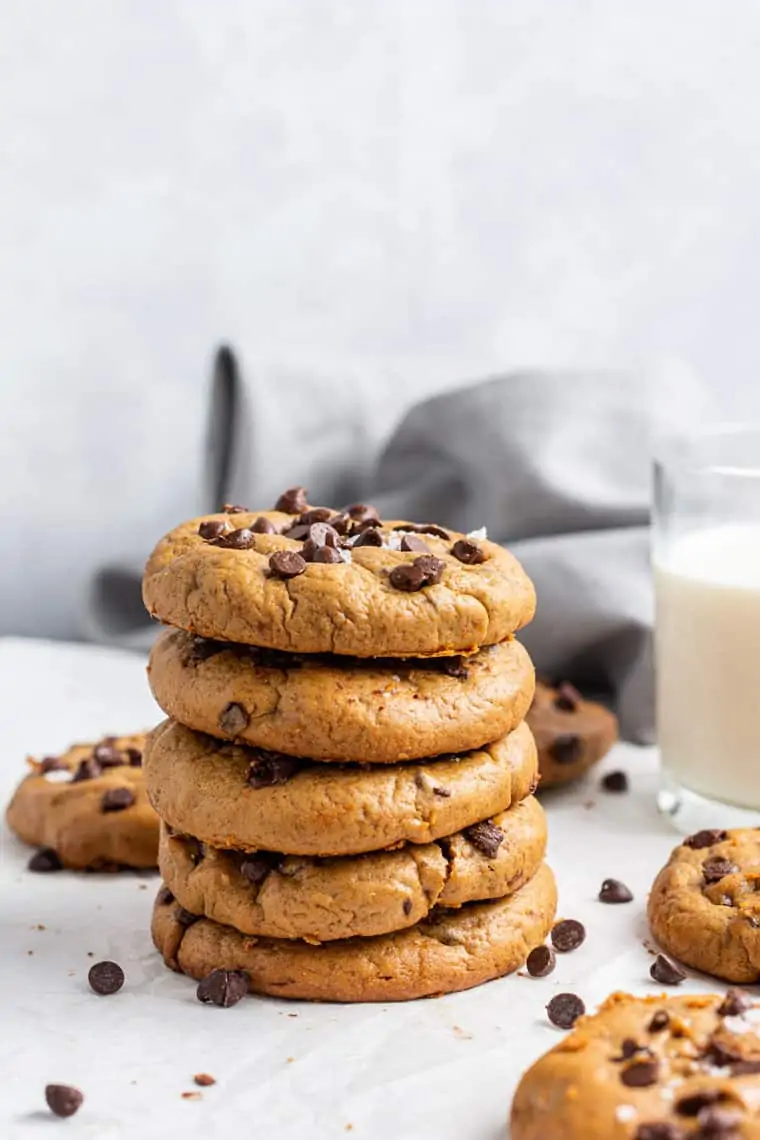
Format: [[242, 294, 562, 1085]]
[[143, 491, 557, 1001]]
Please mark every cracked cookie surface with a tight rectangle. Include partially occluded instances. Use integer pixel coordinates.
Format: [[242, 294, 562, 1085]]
[[144, 718, 538, 856], [649, 828, 760, 983], [152, 862, 556, 1001], [528, 681, 618, 788], [158, 794, 546, 941], [142, 508, 535, 657], [148, 627, 535, 762], [512, 990, 760, 1140], [6, 733, 158, 870]]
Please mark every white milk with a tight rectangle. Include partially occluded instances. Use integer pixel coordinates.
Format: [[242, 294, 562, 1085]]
[[655, 524, 760, 809]]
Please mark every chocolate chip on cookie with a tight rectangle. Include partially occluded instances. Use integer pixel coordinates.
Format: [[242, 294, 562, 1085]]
[[177, 906, 200, 927], [72, 757, 101, 783], [702, 856, 739, 884], [252, 516, 277, 534], [400, 535, 430, 553], [346, 503, 380, 523], [526, 945, 556, 977], [216, 527, 256, 550], [634, 1124, 681, 1140], [247, 751, 301, 789], [218, 702, 249, 735], [198, 519, 229, 541], [39, 756, 68, 773], [126, 747, 142, 766], [268, 551, 306, 579], [88, 960, 125, 995], [718, 989, 752, 1017], [451, 539, 486, 564], [546, 992, 585, 1029], [101, 788, 135, 813], [554, 682, 582, 712], [313, 546, 345, 564], [275, 486, 309, 514], [196, 968, 249, 1008], [222, 503, 248, 513], [28, 847, 63, 873], [550, 735, 583, 765], [157, 885, 175, 905], [684, 829, 728, 849], [647, 1009, 670, 1032], [650, 954, 686, 985], [551, 919, 586, 953], [240, 852, 282, 884], [93, 742, 124, 768], [464, 820, 505, 858], [45, 1084, 84, 1118], [675, 1088, 729, 1116], [351, 527, 383, 548], [298, 508, 333, 525], [390, 555, 445, 592], [440, 657, 469, 678], [599, 878, 633, 904], [393, 523, 450, 539], [620, 1060, 658, 1087]]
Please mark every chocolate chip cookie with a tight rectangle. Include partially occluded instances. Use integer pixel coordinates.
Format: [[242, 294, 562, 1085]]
[[6, 734, 158, 870], [158, 794, 546, 942], [148, 627, 535, 763], [527, 681, 618, 788], [511, 990, 760, 1140], [144, 718, 538, 857], [152, 862, 557, 1002], [142, 499, 535, 657], [648, 828, 760, 983]]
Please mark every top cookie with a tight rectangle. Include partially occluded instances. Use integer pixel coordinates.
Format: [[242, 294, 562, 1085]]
[[512, 990, 760, 1140], [142, 493, 535, 656]]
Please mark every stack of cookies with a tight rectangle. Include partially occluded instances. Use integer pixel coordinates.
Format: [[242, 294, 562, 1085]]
[[143, 489, 557, 1002]]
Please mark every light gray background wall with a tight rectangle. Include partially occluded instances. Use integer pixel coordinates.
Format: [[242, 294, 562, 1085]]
[[1, 0, 758, 638]]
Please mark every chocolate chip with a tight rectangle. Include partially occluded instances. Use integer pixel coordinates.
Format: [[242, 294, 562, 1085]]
[[463, 820, 505, 858], [282, 523, 311, 541], [298, 508, 333, 525], [28, 847, 62, 873], [526, 945, 556, 977], [403, 898, 413, 916], [546, 992, 585, 1029], [393, 523, 450, 539], [93, 743, 124, 767], [676, 1089, 727, 1117], [252, 516, 277, 534], [345, 503, 380, 523], [599, 878, 634, 903], [88, 960, 125, 995], [648, 1009, 670, 1032], [194, 1074, 216, 1087], [440, 657, 469, 678], [157, 886, 175, 905], [705, 1039, 742, 1068], [433, 786, 451, 797], [222, 503, 248, 513], [554, 682, 582, 711], [614, 1037, 647, 1061], [451, 539, 486, 564], [198, 519, 228, 541], [327, 512, 351, 535], [719, 989, 752, 1017], [45, 1084, 83, 1118], [269, 551, 306, 579], [601, 770, 629, 793], [308, 522, 340, 548], [684, 829, 727, 850], [313, 546, 344, 564], [216, 527, 256, 550], [400, 535, 430, 553], [695, 1106, 741, 1135], [414, 555, 445, 584], [72, 757, 101, 782], [389, 563, 427, 591], [635, 1126, 681, 1140], [550, 735, 583, 765], [40, 756, 67, 773], [703, 857, 738, 884], [176, 907, 199, 927], [126, 748, 142, 767], [551, 919, 586, 953], [218, 702, 249, 736], [247, 751, 301, 788], [650, 954, 686, 985], [730, 1058, 760, 1075], [275, 487, 308, 514], [196, 969, 249, 1007], [101, 787, 135, 813], [621, 1060, 659, 1087], [240, 852, 282, 885], [352, 527, 384, 548]]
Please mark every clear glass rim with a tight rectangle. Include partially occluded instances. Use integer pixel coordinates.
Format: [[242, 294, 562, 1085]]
[[654, 421, 760, 479]]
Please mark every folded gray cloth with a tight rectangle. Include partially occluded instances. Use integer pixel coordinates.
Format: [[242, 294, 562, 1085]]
[[88, 352, 705, 741]]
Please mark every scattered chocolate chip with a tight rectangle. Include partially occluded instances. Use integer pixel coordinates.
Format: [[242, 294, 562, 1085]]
[[650, 954, 686, 985], [40, 756, 67, 773], [218, 702, 249, 736], [240, 853, 282, 885], [400, 535, 430, 553], [313, 546, 344, 564], [648, 1009, 670, 1032], [45, 1084, 83, 1118], [345, 503, 379, 523], [550, 735, 583, 765], [551, 919, 586, 953], [176, 907, 200, 927], [554, 682, 582, 711], [703, 857, 738, 884], [393, 523, 450, 539], [601, 770, 629, 793], [684, 829, 727, 850], [676, 1089, 727, 1117], [194, 1074, 216, 1087], [352, 527, 383, 548], [247, 751, 301, 788], [252, 516, 277, 534], [269, 551, 306, 579], [72, 757, 101, 782], [101, 787, 135, 813], [275, 487, 308, 514], [719, 989, 752, 1017], [546, 992, 585, 1029], [216, 527, 256, 550], [440, 657, 469, 678], [196, 969, 249, 1007], [621, 1060, 659, 1088], [198, 519, 228, 541], [157, 886, 175, 905], [433, 786, 451, 798], [464, 820, 505, 858], [635, 1126, 681, 1140], [526, 945, 555, 977], [403, 898, 413, 916], [451, 539, 486, 564], [88, 960, 125, 995], [28, 848, 62, 873], [298, 507, 333, 525], [599, 878, 634, 904]]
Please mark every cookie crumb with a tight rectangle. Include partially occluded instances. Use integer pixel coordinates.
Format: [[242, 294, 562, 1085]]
[[345, 1126, 354, 1132], [286, 1057, 295, 1063], [193, 1074, 216, 1087], [181, 1091, 202, 1100], [452, 1025, 473, 1040]]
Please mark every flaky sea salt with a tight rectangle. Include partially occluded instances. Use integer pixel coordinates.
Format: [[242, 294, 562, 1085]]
[[466, 526, 487, 541], [43, 769, 72, 783], [615, 1105, 637, 1123]]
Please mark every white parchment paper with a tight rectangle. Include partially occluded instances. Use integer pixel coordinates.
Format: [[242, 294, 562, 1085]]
[[0, 638, 713, 1140]]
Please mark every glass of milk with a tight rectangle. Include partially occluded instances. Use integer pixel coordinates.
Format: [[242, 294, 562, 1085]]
[[655, 425, 760, 830]]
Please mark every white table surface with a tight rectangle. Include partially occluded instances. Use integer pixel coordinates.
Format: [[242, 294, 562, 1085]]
[[0, 637, 719, 1140]]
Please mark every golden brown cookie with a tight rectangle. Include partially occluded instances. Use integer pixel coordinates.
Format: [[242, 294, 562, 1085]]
[[142, 502, 535, 657], [148, 627, 535, 763], [511, 990, 760, 1140], [648, 828, 760, 983], [152, 862, 556, 1002], [528, 681, 618, 788], [144, 718, 538, 857], [6, 734, 158, 870], [158, 795, 547, 942]]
